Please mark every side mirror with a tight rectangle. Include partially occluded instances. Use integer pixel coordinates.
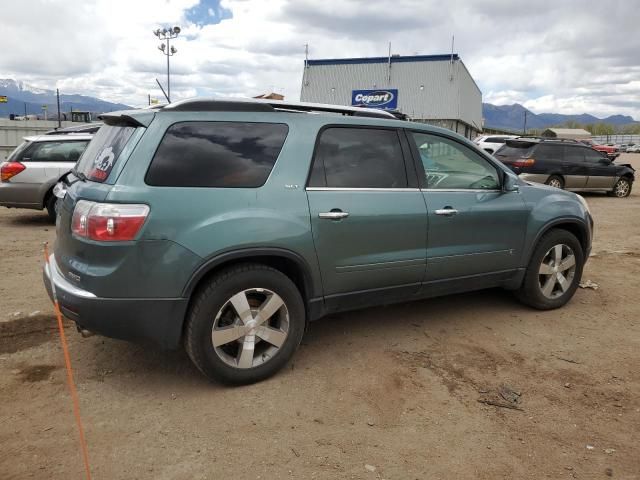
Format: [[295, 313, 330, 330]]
[[599, 158, 611, 165], [502, 173, 520, 193]]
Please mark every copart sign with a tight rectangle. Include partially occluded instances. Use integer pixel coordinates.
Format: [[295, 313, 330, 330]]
[[351, 89, 398, 109]]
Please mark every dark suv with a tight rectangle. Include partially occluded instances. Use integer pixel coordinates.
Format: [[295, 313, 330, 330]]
[[44, 99, 593, 384], [495, 137, 635, 197]]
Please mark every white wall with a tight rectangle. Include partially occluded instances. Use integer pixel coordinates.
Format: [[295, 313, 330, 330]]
[[0, 119, 77, 159]]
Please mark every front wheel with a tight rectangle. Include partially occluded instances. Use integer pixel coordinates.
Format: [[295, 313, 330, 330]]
[[516, 229, 584, 310], [184, 263, 306, 385], [607, 177, 632, 198]]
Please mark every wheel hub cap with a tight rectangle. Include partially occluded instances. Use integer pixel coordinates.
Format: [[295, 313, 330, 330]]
[[211, 288, 289, 369], [538, 244, 577, 300]]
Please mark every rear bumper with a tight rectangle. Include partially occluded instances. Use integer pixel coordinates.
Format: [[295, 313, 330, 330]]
[[0, 182, 43, 208], [43, 254, 188, 349]]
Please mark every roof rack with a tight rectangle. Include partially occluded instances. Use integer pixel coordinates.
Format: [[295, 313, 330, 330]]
[[161, 97, 398, 119], [516, 136, 579, 143], [44, 123, 102, 135]]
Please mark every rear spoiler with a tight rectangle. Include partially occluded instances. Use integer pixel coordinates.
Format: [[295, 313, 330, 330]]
[[504, 139, 537, 148], [97, 110, 155, 128]]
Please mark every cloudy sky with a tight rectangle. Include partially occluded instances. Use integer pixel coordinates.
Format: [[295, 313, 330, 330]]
[[2, 0, 639, 119]]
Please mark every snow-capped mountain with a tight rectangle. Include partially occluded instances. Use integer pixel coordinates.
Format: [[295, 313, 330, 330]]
[[0, 79, 131, 117]]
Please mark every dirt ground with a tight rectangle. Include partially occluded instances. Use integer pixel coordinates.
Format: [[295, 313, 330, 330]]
[[1, 154, 639, 480]]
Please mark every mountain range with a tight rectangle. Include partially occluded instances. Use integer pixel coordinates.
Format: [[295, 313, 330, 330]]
[[1, 78, 637, 131], [0, 79, 131, 118], [482, 102, 638, 131]]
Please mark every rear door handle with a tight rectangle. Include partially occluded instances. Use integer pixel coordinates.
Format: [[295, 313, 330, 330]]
[[434, 207, 458, 216], [319, 211, 349, 220]]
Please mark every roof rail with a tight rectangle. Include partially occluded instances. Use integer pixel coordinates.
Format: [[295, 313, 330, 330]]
[[517, 136, 579, 143], [160, 97, 398, 119]]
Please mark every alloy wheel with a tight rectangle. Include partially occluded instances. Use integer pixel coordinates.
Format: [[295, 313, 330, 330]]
[[211, 288, 289, 369], [548, 178, 562, 189], [614, 179, 630, 197], [538, 244, 577, 299]]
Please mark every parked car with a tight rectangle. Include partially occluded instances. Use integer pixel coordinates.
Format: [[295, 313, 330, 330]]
[[44, 123, 103, 135], [579, 140, 620, 160], [627, 144, 640, 153], [44, 99, 593, 385], [495, 137, 635, 197], [0, 133, 93, 221], [473, 134, 519, 154]]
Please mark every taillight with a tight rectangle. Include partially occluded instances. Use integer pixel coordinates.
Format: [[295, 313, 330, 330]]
[[512, 158, 535, 168], [71, 200, 149, 242], [1, 161, 26, 181]]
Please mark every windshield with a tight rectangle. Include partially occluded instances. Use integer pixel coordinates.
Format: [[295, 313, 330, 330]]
[[74, 125, 137, 182]]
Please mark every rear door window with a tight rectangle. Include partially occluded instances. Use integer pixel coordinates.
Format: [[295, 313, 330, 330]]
[[75, 125, 137, 182], [309, 127, 407, 188], [563, 146, 585, 163], [146, 122, 288, 188]]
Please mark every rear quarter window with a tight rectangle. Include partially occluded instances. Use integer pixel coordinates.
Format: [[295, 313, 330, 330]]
[[145, 122, 289, 188], [533, 144, 563, 162]]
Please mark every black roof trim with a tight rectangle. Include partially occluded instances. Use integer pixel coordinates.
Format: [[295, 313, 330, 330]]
[[162, 99, 275, 113]]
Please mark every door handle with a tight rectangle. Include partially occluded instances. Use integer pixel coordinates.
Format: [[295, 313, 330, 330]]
[[319, 211, 349, 220], [434, 207, 458, 216]]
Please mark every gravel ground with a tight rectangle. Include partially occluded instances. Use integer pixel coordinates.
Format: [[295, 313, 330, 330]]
[[1, 154, 639, 479]]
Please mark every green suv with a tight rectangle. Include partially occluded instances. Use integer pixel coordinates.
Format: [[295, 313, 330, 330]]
[[44, 99, 593, 384]]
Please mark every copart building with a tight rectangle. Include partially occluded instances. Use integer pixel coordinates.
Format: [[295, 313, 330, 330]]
[[299, 53, 482, 139]]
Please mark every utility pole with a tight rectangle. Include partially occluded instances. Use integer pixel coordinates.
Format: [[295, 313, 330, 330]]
[[56, 88, 61, 128], [523, 110, 527, 135], [154, 26, 181, 103]]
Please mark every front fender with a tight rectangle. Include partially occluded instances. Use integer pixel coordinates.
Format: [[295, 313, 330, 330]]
[[519, 184, 592, 264]]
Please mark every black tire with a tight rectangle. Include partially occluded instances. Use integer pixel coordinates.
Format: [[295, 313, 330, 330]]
[[516, 229, 584, 310], [45, 194, 58, 224], [607, 177, 632, 198], [545, 175, 564, 189], [184, 263, 306, 385]]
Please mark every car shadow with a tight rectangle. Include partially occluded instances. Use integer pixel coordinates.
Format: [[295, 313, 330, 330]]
[[3, 211, 51, 227], [83, 287, 526, 389]]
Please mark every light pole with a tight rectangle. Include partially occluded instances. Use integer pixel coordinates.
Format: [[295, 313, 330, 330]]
[[154, 26, 180, 102]]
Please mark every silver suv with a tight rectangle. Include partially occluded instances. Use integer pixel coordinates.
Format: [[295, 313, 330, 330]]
[[0, 133, 92, 221]]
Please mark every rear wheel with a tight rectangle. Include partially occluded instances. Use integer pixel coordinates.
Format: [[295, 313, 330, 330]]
[[545, 175, 564, 189], [607, 177, 632, 198], [45, 194, 58, 224], [516, 229, 584, 310], [184, 263, 306, 385]]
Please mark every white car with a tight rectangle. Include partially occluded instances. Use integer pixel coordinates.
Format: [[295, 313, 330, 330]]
[[0, 133, 93, 222], [474, 135, 519, 154], [626, 144, 640, 153]]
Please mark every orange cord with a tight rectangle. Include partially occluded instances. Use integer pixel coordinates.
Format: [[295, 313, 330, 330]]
[[44, 243, 92, 480]]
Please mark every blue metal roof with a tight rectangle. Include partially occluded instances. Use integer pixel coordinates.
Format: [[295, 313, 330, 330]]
[[306, 54, 459, 66]]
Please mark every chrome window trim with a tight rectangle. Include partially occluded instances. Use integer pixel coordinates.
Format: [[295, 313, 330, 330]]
[[420, 188, 502, 193], [305, 187, 421, 192]]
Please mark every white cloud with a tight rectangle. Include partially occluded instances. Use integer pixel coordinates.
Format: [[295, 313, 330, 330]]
[[0, 0, 638, 119]]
